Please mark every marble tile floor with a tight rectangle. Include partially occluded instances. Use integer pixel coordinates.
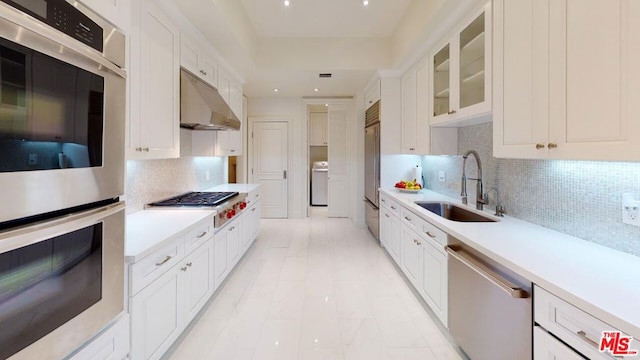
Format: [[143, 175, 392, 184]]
[[166, 216, 464, 360]]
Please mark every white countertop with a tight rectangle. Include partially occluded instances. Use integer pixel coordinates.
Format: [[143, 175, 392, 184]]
[[125, 209, 215, 263], [204, 183, 261, 193], [380, 188, 640, 338], [125, 184, 261, 263]]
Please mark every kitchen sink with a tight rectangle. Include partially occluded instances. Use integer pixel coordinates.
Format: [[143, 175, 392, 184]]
[[415, 202, 497, 222]]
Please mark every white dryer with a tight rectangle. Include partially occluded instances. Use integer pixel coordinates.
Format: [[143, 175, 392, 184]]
[[311, 161, 328, 206]]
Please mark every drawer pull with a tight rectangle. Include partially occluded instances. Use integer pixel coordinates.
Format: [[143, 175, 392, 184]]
[[197, 231, 208, 238], [446, 246, 529, 299], [381, 198, 386, 203], [384, 213, 390, 218], [425, 231, 436, 238], [181, 266, 188, 272], [155, 256, 172, 266], [186, 262, 193, 267], [390, 206, 397, 210], [404, 216, 412, 222], [416, 240, 422, 246], [577, 330, 600, 349], [251, 208, 256, 212]]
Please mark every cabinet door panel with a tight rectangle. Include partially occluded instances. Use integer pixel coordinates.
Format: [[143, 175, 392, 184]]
[[493, 0, 550, 158], [214, 231, 229, 287], [422, 241, 447, 326], [401, 228, 423, 287], [227, 221, 241, 268], [184, 241, 214, 323], [388, 215, 401, 262], [402, 70, 417, 153], [131, 267, 182, 360]]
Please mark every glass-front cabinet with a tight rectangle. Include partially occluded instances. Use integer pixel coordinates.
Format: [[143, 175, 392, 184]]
[[430, 2, 492, 125]]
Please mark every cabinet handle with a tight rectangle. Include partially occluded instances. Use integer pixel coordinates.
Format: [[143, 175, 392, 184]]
[[447, 110, 457, 115], [390, 206, 396, 210], [181, 266, 188, 272], [256, 194, 259, 197], [369, 100, 373, 104], [381, 198, 386, 203], [142, 147, 150, 152], [535, 143, 545, 149], [548, 143, 558, 149], [404, 216, 412, 222], [251, 208, 256, 212], [425, 231, 436, 238], [135, 147, 142, 152], [576, 331, 600, 349], [384, 213, 390, 218], [155, 256, 172, 266], [230, 149, 236, 152], [229, 226, 235, 231], [186, 262, 193, 267], [416, 240, 422, 246], [409, 147, 415, 151], [197, 231, 208, 238], [200, 70, 208, 76]]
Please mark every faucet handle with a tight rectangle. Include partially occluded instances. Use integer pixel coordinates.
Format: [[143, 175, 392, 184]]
[[495, 205, 506, 217]]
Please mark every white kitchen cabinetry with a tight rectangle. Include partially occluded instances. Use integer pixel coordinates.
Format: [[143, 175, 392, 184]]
[[430, 2, 492, 126], [309, 112, 328, 146], [226, 218, 242, 269], [180, 34, 217, 86], [379, 194, 401, 263], [68, 315, 130, 360], [214, 216, 242, 287], [401, 60, 457, 155], [128, 0, 180, 159], [243, 200, 261, 252], [421, 238, 448, 326], [215, 68, 243, 156], [533, 326, 584, 360], [494, 0, 640, 161], [183, 239, 215, 322], [79, 0, 130, 30], [401, 226, 424, 288]]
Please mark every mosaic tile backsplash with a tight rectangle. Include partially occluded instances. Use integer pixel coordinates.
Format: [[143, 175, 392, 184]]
[[125, 157, 227, 213], [422, 122, 640, 257]]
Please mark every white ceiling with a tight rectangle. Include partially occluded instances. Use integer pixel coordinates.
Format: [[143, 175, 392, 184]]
[[239, 0, 412, 38]]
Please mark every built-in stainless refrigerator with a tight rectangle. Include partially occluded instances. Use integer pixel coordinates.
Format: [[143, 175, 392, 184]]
[[364, 101, 380, 239]]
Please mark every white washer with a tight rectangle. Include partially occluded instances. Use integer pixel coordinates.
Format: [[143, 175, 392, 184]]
[[311, 161, 328, 206]]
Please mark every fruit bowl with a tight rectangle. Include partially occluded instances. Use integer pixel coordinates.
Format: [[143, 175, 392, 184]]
[[397, 188, 423, 193]]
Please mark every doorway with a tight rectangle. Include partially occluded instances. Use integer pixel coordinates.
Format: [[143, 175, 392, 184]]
[[308, 105, 329, 217]]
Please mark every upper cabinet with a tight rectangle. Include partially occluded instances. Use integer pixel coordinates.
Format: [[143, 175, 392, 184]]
[[402, 60, 457, 155], [430, 2, 492, 126], [128, 0, 180, 159], [364, 80, 381, 110], [180, 35, 217, 87], [215, 68, 243, 156], [494, 0, 640, 161], [79, 0, 130, 30], [309, 112, 328, 146]]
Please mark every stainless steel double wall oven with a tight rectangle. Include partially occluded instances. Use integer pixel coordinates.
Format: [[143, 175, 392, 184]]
[[0, 1, 126, 359]]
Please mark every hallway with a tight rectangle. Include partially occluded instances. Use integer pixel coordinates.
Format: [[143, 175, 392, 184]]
[[167, 216, 462, 360]]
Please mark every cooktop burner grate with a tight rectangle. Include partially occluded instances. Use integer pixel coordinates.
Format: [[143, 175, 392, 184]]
[[148, 192, 239, 207]]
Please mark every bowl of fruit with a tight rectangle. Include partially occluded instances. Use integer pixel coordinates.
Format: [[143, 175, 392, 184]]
[[394, 180, 422, 193]]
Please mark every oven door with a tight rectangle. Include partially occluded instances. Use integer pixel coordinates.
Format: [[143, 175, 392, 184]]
[[0, 201, 124, 360], [0, 6, 126, 223]]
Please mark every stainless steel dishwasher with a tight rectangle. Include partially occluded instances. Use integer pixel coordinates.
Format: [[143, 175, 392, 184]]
[[447, 243, 532, 360]]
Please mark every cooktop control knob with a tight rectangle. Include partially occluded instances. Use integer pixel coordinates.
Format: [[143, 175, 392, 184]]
[[226, 211, 233, 219]]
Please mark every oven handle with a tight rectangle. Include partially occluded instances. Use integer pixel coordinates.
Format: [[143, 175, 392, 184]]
[[0, 202, 125, 254], [446, 245, 529, 299]]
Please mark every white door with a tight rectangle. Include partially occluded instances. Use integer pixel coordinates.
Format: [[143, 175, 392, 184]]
[[251, 121, 288, 218], [327, 104, 349, 217]]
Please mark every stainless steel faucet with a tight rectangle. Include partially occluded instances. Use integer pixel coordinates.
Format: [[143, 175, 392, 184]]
[[461, 150, 487, 210]]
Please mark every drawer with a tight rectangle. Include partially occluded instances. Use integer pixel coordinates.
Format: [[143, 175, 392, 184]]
[[534, 326, 584, 360], [420, 219, 448, 250], [184, 217, 213, 255], [129, 238, 184, 295], [245, 189, 260, 208], [379, 193, 401, 216], [401, 208, 420, 232], [534, 286, 639, 360]]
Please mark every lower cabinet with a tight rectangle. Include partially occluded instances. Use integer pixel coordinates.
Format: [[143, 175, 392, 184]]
[[68, 315, 130, 360], [380, 207, 401, 263], [422, 240, 448, 326], [533, 326, 584, 360], [214, 216, 242, 288], [214, 227, 229, 288], [183, 239, 215, 322], [401, 227, 424, 288], [243, 200, 261, 252]]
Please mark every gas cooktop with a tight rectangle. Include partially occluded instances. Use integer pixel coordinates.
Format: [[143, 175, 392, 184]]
[[147, 192, 239, 207]]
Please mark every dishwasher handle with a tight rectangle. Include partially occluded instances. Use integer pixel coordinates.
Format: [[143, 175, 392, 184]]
[[446, 245, 529, 299]]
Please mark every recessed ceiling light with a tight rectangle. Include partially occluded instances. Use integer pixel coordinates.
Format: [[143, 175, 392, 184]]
[[283, 0, 290, 6], [274, 88, 279, 92], [314, 88, 319, 92], [363, 0, 369, 6], [325, 104, 328, 107]]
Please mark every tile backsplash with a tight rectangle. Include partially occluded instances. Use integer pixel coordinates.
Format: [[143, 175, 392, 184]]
[[423, 122, 640, 257], [125, 157, 227, 213]]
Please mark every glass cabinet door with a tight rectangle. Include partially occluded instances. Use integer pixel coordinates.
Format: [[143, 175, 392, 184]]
[[459, 11, 485, 110], [433, 44, 451, 117]]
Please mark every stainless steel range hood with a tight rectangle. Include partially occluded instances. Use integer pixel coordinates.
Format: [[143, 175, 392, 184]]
[[180, 68, 240, 131]]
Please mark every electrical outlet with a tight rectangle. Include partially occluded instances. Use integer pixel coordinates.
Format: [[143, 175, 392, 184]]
[[622, 193, 640, 227], [438, 170, 446, 183]]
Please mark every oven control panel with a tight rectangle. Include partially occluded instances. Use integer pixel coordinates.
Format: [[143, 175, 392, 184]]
[[1, 0, 103, 52]]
